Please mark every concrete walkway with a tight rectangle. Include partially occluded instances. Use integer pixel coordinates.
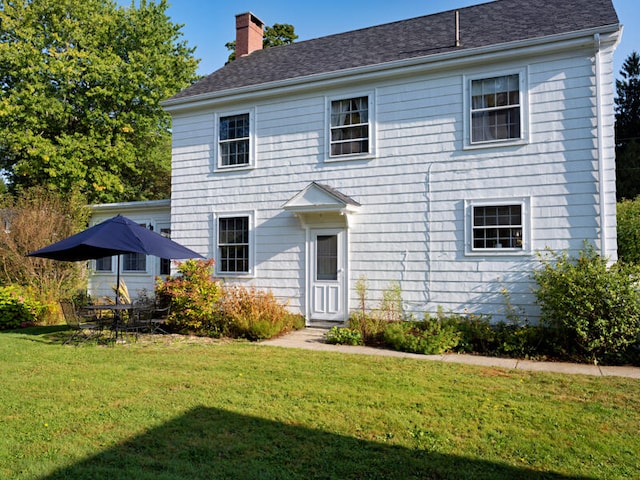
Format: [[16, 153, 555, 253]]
[[261, 328, 640, 379]]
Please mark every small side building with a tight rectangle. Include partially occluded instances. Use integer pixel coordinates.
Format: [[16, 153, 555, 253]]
[[87, 199, 171, 301]]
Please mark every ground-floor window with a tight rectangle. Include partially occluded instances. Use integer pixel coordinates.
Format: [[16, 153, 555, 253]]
[[95, 256, 112, 272], [465, 198, 531, 255], [217, 215, 250, 274]]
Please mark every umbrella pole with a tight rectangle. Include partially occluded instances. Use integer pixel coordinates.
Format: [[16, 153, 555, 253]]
[[116, 255, 121, 305]]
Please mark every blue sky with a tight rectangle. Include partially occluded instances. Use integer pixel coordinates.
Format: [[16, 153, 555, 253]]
[[152, 0, 638, 78]]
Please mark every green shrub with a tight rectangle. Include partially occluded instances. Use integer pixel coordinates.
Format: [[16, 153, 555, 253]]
[[448, 313, 494, 354], [155, 259, 223, 336], [0, 285, 45, 329], [533, 245, 640, 362], [220, 284, 304, 340], [325, 326, 363, 346], [383, 315, 460, 355], [617, 197, 640, 264]]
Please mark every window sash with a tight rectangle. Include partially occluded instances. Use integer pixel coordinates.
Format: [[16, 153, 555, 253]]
[[95, 256, 112, 272], [218, 216, 249, 273], [219, 113, 250, 166], [471, 74, 521, 143], [330, 96, 369, 156], [122, 252, 146, 271], [472, 205, 523, 250], [159, 227, 171, 275]]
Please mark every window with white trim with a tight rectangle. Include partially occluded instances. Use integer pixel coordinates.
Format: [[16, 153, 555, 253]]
[[465, 198, 531, 255], [330, 96, 369, 157], [219, 113, 250, 167], [470, 74, 521, 144], [217, 216, 250, 274]]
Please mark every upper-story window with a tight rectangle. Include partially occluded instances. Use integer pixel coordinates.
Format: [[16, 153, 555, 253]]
[[330, 96, 370, 157], [470, 73, 522, 144], [219, 113, 250, 167]]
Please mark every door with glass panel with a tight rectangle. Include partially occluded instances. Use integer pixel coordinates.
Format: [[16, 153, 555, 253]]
[[310, 229, 345, 321]]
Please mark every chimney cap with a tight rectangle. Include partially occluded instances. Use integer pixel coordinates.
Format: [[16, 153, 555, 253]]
[[235, 12, 264, 27]]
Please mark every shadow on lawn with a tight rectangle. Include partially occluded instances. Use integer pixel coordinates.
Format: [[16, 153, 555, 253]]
[[1, 325, 70, 344], [42, 406, 593, 480]]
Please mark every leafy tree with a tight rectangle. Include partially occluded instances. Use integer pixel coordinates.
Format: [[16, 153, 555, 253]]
[[617, 196, 640, 264], [225, 23, 298, 63], [615, 52, 640, 200], [0, 0, 199, 204]]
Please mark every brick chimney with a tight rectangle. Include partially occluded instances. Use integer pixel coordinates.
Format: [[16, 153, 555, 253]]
[[235, 12, 264, 57]]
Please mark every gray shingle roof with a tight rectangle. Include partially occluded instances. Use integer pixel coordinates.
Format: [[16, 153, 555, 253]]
[[169, 0, 618, 102]]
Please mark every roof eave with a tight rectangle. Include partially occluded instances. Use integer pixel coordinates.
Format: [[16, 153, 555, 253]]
[[162, 23, 621, 113]]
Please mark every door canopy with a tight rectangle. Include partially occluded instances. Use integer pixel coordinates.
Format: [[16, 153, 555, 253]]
[[282, 182, 360, 226]]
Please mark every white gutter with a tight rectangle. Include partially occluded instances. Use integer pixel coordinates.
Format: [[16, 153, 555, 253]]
[[90, 199, 171, 212], [163, 24, 620, 113]]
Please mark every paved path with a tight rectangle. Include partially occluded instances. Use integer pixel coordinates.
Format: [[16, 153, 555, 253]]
[[261, 328, 640, 379]]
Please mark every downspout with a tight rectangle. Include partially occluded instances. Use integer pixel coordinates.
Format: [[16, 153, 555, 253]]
[[424, 162, 434, 305], [594, 33, 607, 258]]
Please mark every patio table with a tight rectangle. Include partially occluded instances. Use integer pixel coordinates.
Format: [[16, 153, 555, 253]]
[[85, 303, 138, 339]]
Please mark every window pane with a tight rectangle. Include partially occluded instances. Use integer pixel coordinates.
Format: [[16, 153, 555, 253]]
[[220, 114, 249, 140], [472, 205, 523, 250], [471, 74, 520, 143], [317, 235, 337, 281], [160, 227, 171, 275], [218, 216, 249, 273], [330, 96, 369, 156], [220, 114, 250, 166], [95, 256, 112, 271], [123, 252, 146, 271]]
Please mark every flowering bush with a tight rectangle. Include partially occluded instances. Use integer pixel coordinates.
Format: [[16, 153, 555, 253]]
[[155, 259, 223, 335], [0, 285, 45, 329]]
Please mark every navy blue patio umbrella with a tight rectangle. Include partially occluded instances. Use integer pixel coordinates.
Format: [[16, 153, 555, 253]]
[[28, 214, 204, 304]]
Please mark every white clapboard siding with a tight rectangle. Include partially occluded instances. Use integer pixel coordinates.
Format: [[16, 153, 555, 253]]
[[169, 41, 617, 322]]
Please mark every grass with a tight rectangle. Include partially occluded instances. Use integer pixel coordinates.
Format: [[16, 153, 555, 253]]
[[1, 326, 639, 479]]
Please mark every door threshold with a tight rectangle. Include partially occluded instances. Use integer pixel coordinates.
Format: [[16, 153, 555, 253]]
[[306, 320, 347, 329]]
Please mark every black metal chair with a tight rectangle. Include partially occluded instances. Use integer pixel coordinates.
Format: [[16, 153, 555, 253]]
[[59, 301, 102, 345], [150, 301, 171, 334]]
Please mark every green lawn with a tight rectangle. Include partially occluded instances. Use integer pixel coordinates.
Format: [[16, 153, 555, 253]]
[[1, 326, 638, 480]]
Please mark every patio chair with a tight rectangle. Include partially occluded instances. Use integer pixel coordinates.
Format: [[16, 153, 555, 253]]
[[150, 301, 171, 334], [60, 300, 102, 345]]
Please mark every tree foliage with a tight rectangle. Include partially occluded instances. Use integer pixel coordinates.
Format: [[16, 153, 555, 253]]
[[615, 51, 640, 200], [225, 23, 298, 63], [0, 0, 199, 203], [617, 197, 640, 264], [0, 187, 91, 322]]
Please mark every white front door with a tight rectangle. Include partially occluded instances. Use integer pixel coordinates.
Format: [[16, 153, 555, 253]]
[[310, 229, 346, 321]]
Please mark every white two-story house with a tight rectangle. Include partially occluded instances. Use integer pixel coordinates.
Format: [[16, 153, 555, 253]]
[[159, 0, 621, 325]]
